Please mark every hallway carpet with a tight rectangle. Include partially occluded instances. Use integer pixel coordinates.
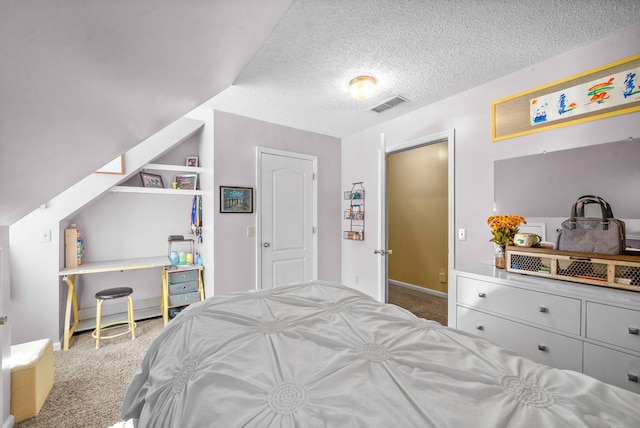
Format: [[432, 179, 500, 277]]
[[388, 283, 448, 326]]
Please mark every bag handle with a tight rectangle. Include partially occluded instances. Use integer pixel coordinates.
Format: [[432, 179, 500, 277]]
[[575, 194, 614, 218], [570, 195, 610, 230]]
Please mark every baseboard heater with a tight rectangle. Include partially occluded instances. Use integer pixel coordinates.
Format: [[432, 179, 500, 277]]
[[76, 296, 162, 333]]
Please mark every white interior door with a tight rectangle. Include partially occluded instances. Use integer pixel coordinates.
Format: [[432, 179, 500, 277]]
[[259, 149, 316, 289], [377, 134, 388, 301]]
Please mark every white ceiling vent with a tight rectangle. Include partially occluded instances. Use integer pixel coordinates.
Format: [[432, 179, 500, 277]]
[[371, 95, 408, 113]]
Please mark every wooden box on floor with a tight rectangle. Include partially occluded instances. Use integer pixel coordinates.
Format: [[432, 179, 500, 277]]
[[10, 339, 55, 423]]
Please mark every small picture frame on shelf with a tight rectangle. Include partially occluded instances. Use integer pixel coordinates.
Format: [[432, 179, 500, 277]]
[[220, 186, 253, 213], [186, 156, 199, 167], [175, 174, 198, 190], [139, 172, 164, 188]]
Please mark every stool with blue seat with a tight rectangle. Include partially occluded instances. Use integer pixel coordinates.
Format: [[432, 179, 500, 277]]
[[92, 287, 136, 349]]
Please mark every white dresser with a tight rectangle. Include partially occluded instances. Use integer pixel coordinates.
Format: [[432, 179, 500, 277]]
[[450, 263, 640, 394]]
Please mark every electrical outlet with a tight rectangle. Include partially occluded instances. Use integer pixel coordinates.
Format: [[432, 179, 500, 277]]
[[40, 229, 51, 243], [458, 228, 466, 240]]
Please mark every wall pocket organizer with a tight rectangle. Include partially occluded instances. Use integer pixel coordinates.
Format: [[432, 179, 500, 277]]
[[343, 182, 365, 240]]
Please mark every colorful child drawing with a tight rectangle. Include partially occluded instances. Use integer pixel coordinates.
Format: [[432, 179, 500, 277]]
[[623, 72, 640, 98], [587, 77, 614, 104], [531, 98, 548, 124], [529, 65, 639, 126], [557, 93, 577, 115]]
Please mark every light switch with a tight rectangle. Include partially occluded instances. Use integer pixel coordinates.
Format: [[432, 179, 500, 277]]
[[458, 228, 466, 240], [247, 226, 256, 237]]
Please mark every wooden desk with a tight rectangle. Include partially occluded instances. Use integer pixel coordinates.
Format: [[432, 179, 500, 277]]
[[58, 256, 171, 350]]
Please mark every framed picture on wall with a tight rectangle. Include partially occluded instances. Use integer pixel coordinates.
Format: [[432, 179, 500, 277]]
[[139, 172, 164, 188], [220, 186, 253, 213]]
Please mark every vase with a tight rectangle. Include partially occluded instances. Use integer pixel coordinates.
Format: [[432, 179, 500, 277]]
[[494, 245, 506, 269]]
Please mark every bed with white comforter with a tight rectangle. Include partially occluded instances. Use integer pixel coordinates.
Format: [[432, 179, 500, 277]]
[[121, 281, 640, 427]]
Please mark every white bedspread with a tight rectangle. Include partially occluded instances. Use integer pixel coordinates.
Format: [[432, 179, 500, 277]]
[[121, 281, 640, 427]]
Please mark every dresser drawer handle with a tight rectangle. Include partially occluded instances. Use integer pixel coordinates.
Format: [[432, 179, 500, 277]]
[[478, 292, 486, 298], [628, 327, 639, 335], [538, 306, 548, 313], [537, 344, 547, 352], [628, 374, 639, 383], [475, 325, 484, 331]]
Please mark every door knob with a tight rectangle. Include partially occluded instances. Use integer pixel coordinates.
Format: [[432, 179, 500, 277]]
[[373, 249, 393, 256], [263, 242, 271, 248]]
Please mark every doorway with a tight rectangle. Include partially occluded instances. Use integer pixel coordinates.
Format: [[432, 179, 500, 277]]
[[257, 148, 317, 289], [379, 129, 455, 324], [387, 141, 448, 294]]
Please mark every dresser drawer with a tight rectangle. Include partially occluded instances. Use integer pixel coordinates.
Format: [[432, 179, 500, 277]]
[[457, 276, 581, 335], [168, 280, 199, 295], [584, 342, 640, 394], [168, 269, 199, 284], [169, 291, 200, 307], [456, 306, 583, 372], [586, 302, 640, 353]]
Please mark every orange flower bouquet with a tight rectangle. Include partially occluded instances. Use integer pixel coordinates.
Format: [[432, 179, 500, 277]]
[[487, 215, 526, 269], [487, 215, 526, 248]]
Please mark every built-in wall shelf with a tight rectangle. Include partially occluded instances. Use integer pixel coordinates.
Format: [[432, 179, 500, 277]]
[[143, 163, 210, 174], [110, 186, 207, 196], [110, 162, 212, 195]]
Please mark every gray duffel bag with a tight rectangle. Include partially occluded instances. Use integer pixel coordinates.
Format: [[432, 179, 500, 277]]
[[556, 195, 626, 255]]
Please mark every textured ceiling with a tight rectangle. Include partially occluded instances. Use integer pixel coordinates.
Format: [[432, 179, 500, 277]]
[[210, 0, 640, 138]]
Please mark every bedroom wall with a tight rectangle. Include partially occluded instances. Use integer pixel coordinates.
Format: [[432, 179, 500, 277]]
[[342, 25, 640, 299], [213, 111, 342, 295]]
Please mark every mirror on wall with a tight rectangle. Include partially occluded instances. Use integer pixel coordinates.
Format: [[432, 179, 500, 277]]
[[494, 138, 640, 219]]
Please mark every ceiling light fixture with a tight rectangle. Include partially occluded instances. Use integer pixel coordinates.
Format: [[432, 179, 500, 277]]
[[349, 75, 377, 100]]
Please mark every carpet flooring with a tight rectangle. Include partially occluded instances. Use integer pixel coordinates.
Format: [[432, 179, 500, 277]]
[[388, 283, 448, 326], [16, 317, 164, 428]]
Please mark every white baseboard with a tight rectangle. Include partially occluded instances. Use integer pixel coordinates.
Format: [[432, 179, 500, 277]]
[[78, 296, 160, 321], [388, 279, 448, 299], [4, 414, 14, 428]]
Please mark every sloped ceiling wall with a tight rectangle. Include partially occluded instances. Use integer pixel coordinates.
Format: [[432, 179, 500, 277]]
[[0, 0, 293, 226]]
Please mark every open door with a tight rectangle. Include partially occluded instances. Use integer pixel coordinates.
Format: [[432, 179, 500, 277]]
[[374, 134, 389, 302], [380, 130, 456, 302]]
